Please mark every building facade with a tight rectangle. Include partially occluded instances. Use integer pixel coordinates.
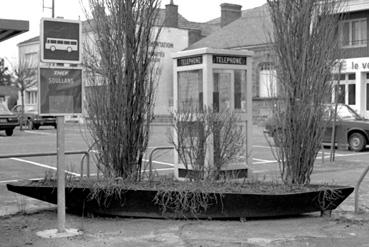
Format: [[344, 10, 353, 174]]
[[335, 1, 369, 118]]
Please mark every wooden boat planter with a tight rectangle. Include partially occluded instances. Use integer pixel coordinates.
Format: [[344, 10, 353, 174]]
[[7, 180, 353, 219]]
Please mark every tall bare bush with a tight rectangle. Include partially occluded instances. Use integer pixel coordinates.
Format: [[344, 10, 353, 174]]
[[83, 0, 161, 180], [267, 0, 344, 184]]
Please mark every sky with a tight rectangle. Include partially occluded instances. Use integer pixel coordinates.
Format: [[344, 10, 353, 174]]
[[0, 0, 266, 66]]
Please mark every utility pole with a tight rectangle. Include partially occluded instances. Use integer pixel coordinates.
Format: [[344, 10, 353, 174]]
[[43, 0, 55, 18]]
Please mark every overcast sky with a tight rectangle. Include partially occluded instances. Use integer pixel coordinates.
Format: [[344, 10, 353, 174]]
[[0, 0, 266, 66]]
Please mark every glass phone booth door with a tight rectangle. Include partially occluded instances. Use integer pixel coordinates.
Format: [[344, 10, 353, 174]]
[[213, 69, 247, 112]]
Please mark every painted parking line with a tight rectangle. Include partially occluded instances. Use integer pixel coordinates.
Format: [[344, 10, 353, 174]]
[[143, 159, 175, 167], [9, 158, 80, 176], [24, 130, 55, 136], [253, 145, 272, 149], [0, 177, 43, 184]]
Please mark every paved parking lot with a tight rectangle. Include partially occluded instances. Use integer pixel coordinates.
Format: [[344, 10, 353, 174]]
[[1, 124, 369, 214]]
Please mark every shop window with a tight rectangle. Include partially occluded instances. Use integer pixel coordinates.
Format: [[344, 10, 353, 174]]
[[337, 85, 345, 104], [259, 63, 277, 98], [348, 73, 356, 80], [341, 18, 367, 48], [367, 84, 369, 111], [332, 73, 346, 81], [348, 84, 356, 105]]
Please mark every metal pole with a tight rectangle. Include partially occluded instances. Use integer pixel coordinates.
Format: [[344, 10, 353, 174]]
[[355, 165, 369, 213], [57, 116, 65, 233], [52, 0, 55, 18]]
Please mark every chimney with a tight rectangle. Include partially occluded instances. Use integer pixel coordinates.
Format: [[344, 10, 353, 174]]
[[220, 3, 242, 28], [165, 0, 178, 28]]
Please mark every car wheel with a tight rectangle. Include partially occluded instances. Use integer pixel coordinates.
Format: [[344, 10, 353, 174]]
[[349, 133, 366, 152], [5, 129, 13, 136], [27, 120, 34, 130], [34, 125, 40, 130]]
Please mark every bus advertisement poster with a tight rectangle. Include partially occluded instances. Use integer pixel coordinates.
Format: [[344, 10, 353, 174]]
[[39, 67, 82, 115], [40, 18, 81, 64]]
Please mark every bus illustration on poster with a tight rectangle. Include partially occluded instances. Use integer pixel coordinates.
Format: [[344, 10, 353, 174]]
[[40, 18, 81, 63]]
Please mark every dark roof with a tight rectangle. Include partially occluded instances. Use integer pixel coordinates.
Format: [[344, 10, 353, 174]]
[[82, 8, 218, 36], [188, 4, 272, 50], [0, 19, 29, 43], [17, 36, 39, 46]]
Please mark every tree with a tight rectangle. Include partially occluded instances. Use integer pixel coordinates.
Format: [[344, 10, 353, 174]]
[[83, 0, 161, 180], [0, 58, 12, 86], [13, 59, 37, 130], [267, 0, 344, 184]]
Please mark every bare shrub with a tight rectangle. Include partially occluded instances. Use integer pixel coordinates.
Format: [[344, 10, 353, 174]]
[[169, 105, 212, 181], [267, 0, 344, 184], [210, 110, 246, 179], [170, 106, 246, 181], [83, 0, 161, 180]]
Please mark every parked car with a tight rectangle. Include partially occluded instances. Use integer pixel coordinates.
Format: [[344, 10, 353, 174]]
[[0, 103, 19, 136], [11, 105, 57, 130], [264, 104, 369, 152]]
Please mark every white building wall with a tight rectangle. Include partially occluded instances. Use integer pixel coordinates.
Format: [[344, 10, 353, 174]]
[[153, 27, 189, 116], [17, 41, 40, 107], [340, 57, 369, 117], [82, 26, 189, 117]]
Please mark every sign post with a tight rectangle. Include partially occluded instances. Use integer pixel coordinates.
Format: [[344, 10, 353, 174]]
[[56, 115, 65, 233], [36, 18, 83, 238], [37, 67, 82, 237]]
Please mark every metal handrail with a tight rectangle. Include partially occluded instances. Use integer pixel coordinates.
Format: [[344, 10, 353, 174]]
[[148, 146, 175, 180], [355, 164, 369, 214], [0, 151, 90, 178]]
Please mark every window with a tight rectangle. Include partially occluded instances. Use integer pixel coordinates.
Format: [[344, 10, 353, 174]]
[[24, 52, 38, 68], [341, 18, 367, 48], [348, 84, 356, 105], [26, 91, 37, 105], [333, 73, 356, 106], [259, 63, 277, 98]]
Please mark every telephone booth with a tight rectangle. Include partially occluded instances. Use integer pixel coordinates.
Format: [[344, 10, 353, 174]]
[[172, 48, 253, 179]]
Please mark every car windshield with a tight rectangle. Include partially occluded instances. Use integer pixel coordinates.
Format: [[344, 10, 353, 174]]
[[336, 105, 363, 120], [0, 103, 12, 114]]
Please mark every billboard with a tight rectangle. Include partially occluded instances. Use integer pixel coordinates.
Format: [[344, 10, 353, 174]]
[[40, 18, 81, 64], [39, 67, 82, 115]]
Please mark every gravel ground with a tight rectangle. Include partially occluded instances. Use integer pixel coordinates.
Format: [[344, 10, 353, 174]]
[[1, 208, 369, 247]]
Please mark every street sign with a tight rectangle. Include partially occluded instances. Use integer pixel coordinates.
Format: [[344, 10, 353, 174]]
[[39, 67, 83, 115], [40, 18, 81, 64]]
